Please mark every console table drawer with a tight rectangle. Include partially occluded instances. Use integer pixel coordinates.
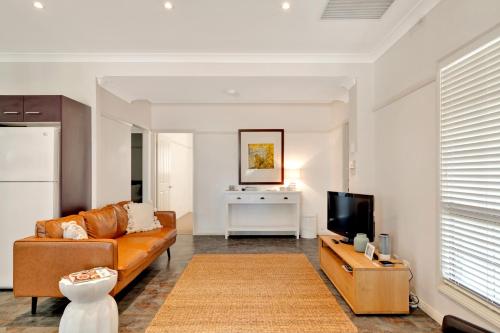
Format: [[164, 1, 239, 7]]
[[225, 194, 252, 203], [226, 193, 299, 204], [256, 194, 298, 204]]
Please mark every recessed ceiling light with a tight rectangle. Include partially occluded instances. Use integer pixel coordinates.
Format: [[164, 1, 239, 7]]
[[281, 2, 291, 11], [164, 1, 174, 10], [225, 89, 239, 96], [33, 1, 44, 9]]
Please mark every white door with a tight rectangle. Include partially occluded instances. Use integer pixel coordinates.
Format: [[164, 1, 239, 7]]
[[157, 136, 171, 210], [156, 133, 193, 215], [0, 127, 59, 181], [168, 141, 193, 217], [0, 182, 58, 288]]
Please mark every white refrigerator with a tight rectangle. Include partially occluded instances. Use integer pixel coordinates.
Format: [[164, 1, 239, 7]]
[[0, 127, 60, 288]]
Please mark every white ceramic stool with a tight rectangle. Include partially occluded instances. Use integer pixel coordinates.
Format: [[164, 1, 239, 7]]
[[59, 273, 118, 333]]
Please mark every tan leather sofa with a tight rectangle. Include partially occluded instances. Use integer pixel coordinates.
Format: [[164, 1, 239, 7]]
[[13, 201, 176, 314]]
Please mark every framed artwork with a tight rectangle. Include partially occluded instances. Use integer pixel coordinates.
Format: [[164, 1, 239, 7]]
[[238, 129, 284, 185], [364, 243, 375, 261]]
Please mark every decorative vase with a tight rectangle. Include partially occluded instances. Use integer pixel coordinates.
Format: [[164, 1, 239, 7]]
[[353, 233, 369, 252], [379, 233, 391, 260]]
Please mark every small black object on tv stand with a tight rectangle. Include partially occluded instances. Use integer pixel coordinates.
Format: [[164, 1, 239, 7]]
[[340, 237, 353, 244]]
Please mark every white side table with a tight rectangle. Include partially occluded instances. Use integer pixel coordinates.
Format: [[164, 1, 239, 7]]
[[59, 273, 118, 333]]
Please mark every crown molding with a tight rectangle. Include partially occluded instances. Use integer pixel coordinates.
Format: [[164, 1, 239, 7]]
[[100, 82, 349, 105], [370, 0, 442, 61], [0, 52, 373, 64], [144, 99, 345, 105]]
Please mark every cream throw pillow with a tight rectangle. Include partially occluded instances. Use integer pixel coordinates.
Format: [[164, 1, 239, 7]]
[[125, 202, 162, 234], [61, 221, 88, 240]]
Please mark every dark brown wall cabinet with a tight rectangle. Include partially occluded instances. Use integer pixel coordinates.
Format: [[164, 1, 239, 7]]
[[0, 96, 23, 122], [24, 96, 62, 122], [0, 95, 91, 216]]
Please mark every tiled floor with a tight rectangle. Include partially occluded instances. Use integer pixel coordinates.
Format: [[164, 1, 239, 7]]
[[0, 235, 441, 332]]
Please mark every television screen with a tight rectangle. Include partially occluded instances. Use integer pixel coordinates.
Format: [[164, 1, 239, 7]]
[[327, 192, 374, 242]]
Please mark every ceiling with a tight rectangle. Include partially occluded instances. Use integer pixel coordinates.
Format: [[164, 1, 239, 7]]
[[0, 0, 439, 58], [99, 76, 354, 104]]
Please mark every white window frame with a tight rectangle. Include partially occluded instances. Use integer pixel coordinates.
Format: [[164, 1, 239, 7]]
[[437, 26, 500, 328]]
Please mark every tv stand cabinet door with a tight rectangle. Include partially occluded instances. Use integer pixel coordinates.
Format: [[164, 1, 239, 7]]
[[354, 270, 409, 314]]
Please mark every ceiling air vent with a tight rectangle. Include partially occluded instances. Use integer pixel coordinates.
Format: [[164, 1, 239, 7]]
[[321, 0, 395, 20]]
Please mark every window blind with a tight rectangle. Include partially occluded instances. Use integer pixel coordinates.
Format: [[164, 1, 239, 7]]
[[440, 35, 500, 309]]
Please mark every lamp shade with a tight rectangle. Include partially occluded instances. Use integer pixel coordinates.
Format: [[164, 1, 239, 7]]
[[285, 168, 302, 180]]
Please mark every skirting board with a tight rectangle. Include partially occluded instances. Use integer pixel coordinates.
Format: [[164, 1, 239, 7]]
[[418, 298, 443, 325], [195, 231, 301, 237], [195, 231, 332, 236], [192, 231, 222, 236]]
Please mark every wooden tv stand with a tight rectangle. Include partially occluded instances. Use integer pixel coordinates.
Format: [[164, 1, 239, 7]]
[[319, 236, 409, 314]]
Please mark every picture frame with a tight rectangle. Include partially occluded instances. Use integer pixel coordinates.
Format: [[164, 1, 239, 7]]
[[364, 243, 375, 261], [238, 129, 284, 185]]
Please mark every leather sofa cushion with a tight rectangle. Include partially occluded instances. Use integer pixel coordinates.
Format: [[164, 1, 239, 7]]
[[80, 206, 118, 239], [43, 215, 87, 239], [122, 227, 176, 241], [35, 221, 47, 238], [117, 247, 148, 272], [117, 237, 165, 253], [107, 202, 130, 238]]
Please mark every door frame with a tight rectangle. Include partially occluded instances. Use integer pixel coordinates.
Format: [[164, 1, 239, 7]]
[[154, 131, 196, 234]]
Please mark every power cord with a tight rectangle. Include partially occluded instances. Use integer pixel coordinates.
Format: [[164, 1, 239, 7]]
[[407, 266, 419, 310]]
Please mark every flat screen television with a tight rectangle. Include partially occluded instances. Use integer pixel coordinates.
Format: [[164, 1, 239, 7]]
[[327, 191, 374, 243]]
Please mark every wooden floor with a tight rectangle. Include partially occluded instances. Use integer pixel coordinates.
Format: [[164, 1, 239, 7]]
[[176, 212, 192, 235]]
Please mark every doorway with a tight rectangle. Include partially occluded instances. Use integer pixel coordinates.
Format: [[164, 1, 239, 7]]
[[131, 130, 143, 203], [157, 133, 193, 234]]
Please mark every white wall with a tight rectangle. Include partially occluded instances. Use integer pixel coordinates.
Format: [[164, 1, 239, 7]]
[[0, 61, 374, 209], [152, 103, 347, 132], [152, 103, 348, 235], [96, 86, 152, 206], [98, 85, 151, 130], [98, 116, 132, 205], [373, 0, 500, 330]]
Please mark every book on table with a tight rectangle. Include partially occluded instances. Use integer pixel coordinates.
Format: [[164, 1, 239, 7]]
[[63, 267, 116, 284]]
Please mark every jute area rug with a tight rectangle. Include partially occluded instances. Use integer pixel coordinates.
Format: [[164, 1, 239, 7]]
[[146, 253, 357, 333]]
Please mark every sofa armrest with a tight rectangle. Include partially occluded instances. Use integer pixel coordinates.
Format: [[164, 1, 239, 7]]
[[14, 237, 118, 298], [442, 315, 492, 333], [155, 211, 176, 229]]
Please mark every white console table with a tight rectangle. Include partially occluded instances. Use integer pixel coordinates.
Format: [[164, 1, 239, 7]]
[[224, 191, 301, 239]]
